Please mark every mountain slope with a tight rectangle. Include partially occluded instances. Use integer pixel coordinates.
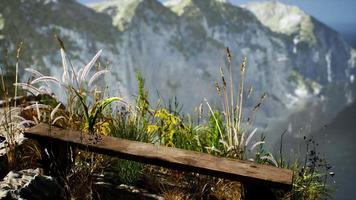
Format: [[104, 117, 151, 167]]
[[242, 1, 355, 85], [0, 0, 355, 133], [241, 1, 317, 45], [278, 100, 356, 200], [312, 100, 356, 200]]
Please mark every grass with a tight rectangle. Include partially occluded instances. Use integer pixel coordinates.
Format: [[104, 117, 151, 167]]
[[0, 43, 25, 170], [0, 42, 335, 200], [287, 136, 334, 200]]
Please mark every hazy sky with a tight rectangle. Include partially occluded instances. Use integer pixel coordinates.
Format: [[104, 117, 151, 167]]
[[78, 0, 356, 47]]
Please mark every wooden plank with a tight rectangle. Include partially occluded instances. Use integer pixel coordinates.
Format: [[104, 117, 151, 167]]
[[24, 123, 293, 190]]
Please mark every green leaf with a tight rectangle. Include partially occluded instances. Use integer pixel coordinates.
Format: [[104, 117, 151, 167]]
[[91, 97, 122, 130], [72, 87, 89, 122]]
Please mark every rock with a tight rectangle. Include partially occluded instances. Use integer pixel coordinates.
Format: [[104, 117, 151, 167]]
[[0, 168, 66, 200], [0, 133, 27, 179], [94, 182, 164, 200], [0, 139, 9, 179]]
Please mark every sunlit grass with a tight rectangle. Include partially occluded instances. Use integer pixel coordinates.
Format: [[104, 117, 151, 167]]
[[0, 41, 335, 200]]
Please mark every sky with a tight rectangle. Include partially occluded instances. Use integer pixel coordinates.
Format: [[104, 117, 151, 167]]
[[78, 0, 356, 47]]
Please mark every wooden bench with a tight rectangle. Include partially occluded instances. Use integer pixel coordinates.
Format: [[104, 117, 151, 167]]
[[24, 123, 293, 191]]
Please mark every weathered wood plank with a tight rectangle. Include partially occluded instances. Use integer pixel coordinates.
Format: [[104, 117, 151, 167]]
[[24, 123, 293, 190]]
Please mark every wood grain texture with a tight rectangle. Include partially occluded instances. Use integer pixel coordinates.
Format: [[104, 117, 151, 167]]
[[24, 123, 293, 190]]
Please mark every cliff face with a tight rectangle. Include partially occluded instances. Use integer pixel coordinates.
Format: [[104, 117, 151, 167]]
[[0, 0, 355, 133]]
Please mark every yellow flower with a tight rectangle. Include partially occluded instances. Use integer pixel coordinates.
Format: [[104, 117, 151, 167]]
[[147, 125, 159, 134], [95, 121, 111, 136]]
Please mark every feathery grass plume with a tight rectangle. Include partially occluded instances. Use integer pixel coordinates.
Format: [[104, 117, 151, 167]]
[[0, 49, 8, 96], [2, 42, 132, 198], [24, 103, 50, 110], [219, 66, 233, 144], [226, 48, 234, 106], [25, 68, 52, 89], [244, 128, 257, 147], [57, 37, 70, 84], [50, 103, 62, 120], [77, 68, 84, 82], [88, 70, 108, 87], [72, 86, 123, 134], [226, 47, 232, 64], [80, 49, 103, 82], [13, 83, 43, 96], [52, 116, 65, 125], [260, 154, 278, 167], [227, 48, 235, 143], [237, 57, 247, 130], [25, 68, 46, 78], [249, 141, 265, 151], [14, 42, 23, 108], [30, 76, 61, 86], [18, 38, 109, 123], [56, 35, 82, 90], [247, 85, 253, 99], [9, 115, 26, 122], [0, 44, 32, 169], [252, 92, 267, 112], [219, 67, 227, 87], [204, 49, 273, 161], [17, 120, 36, 129], [38, 85, 52, 94], [198, 102, 203, 122], [214, 81, 221, 96]]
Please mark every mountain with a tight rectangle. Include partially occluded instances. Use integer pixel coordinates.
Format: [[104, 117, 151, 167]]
[[0, 0, 120, 80], [278, 100, 356, 200], [242, 1, 355, 85], [313, 100, 356, 200], [0, 0, 355, 135]]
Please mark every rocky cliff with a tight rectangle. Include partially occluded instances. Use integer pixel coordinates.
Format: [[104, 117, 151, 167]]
[[0, 0, 355, 135]]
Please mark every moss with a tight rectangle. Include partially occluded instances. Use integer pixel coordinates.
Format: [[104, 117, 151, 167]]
[[168, 0, 194, 16], [288, 69, 308, 92], [299, 16, 317, 46], [288, 69, 322, 95], [244, 1, 317, 46], [310, 81, 322, 94]]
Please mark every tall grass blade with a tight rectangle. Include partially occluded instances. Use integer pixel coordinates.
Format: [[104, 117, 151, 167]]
[[249, 141, 265, 151], [31, 76, 61, 86], [88, 70, 108, 87], [80, 49, 102, 81], [14, 83, 44, 96], [245, 128, 257, 147], [50, 103, 62, 120]]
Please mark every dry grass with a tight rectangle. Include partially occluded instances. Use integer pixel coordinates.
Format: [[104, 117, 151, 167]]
[[205, 47, 268, 161], [213, 179, 242, 200], [161, 188, 186, 200]]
